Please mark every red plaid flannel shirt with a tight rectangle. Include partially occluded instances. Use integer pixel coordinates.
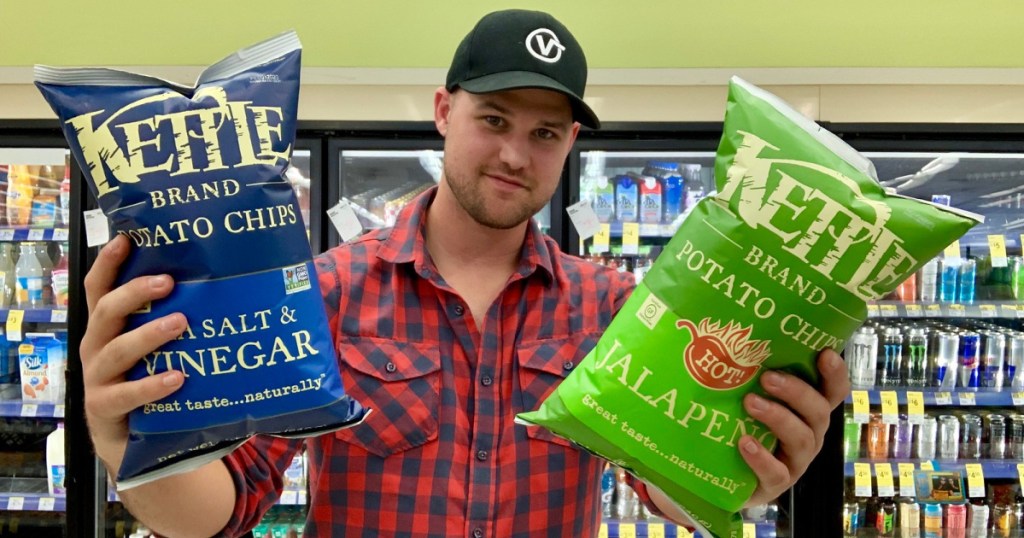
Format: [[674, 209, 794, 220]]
[[220, 187, 659, 537]]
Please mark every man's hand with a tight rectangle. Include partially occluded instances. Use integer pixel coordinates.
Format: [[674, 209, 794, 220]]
[[739, 348, 850, 506]]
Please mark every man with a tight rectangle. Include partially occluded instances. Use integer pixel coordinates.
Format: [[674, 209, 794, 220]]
[[81, 9, 850, 537]]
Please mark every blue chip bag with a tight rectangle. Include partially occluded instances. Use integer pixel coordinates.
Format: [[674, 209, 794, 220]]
[[35, 31, 366, 489]]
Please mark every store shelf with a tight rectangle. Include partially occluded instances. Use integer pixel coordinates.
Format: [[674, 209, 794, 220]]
[[0, 492, 65, 512], [844, 388, 1022, 407], [845, 460, 1022, 480], [601, 520, 776, 538], [0, 401, 64, 418], [0, 227, 69, 243], [867, 301, 1024, 319], [0, 308, 68, 324], [599, 221, 683, 239]]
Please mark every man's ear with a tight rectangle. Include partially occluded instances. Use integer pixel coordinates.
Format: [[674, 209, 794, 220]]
[[434, 87, 452, 137]]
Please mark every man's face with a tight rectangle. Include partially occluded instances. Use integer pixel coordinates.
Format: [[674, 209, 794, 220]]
[[435, 87, 580, 230]]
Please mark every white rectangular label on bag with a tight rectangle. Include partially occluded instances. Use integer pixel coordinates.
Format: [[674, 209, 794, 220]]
[[84, 209, 110, 247]]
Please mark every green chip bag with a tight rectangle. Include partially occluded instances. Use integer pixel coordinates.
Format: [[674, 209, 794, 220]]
[[516, 77, 982, 538]]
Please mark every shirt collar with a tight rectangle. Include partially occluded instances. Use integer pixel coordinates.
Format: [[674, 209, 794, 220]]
[[377, 185, 555, 282]]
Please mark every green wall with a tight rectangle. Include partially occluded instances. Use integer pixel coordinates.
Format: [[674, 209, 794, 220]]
[[2, 0, 1023, 68]]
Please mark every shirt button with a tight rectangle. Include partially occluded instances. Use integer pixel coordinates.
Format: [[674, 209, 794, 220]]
[[476, 450, 489, 461], [453, 304, 465, 316], [481, 375, 493, 386], [563, 360, 574, 371], [472, 529, 484, 538], [385, 361, 397, 373]]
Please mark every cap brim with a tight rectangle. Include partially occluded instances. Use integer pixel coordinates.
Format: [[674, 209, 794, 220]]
[[458, 71, 600, 129]]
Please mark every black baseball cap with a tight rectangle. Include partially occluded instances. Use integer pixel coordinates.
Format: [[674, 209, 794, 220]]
[[445, 9, 600, 129]]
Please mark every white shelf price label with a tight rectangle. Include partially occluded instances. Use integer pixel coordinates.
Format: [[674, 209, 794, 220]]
[[989, 235, 1008, 267], [54, 405, 65, 418], [899, 463, 917, 497], [881, 391, 899, 424], [38, 497, 55, 511], [852, 391, 870, 423], [7, 496, 23, 511], [1014, 392, 1024, 407], [966, 463, 985, 498], [854, 462, 873, 497], [934, 392, 953, 406], [27, 229, 45, 241], [879, 304, 899, 318], [905, 304, 923, 317], [959, 392, 976, 406], [280, 490, 297, 505], [621, 222, 639, 256], [50, 310, 67, 323], [52, 228, 69, 241], [20, 404, 37, 417], [566, 200, 601, 241], [326, 200, 364, 242], [0, 229, 14, 241]]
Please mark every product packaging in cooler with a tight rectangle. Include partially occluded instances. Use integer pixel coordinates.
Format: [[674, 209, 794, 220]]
[[515, 77, 982, 537], [34, 31, 365, 489]]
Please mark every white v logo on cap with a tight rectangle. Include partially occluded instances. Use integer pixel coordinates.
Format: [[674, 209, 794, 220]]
[[526, 28, 565, 63]]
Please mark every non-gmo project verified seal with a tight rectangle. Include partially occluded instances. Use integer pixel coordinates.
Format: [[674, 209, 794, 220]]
[[283, 264, 311, 294]]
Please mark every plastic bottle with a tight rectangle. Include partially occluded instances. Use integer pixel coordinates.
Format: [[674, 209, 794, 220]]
[[51, 243, 68, 308], [46, 422, 65, 496], [6, 165, 36, 226], [59, 164, 71, 227], [35, 242, 53, 306], [15, 242, 44, 308], [662, 173, 684, 223], [639, 176, 663, 224], [0, 243, 14, 308]]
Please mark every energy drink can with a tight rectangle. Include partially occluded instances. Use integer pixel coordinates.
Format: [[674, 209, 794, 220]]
[[988, 414, 1007, 459], [946, 503, 967, 529], [1013, 256, 1024, 299], [938, 414, 960, 460], [848, 326, 878, 388], [982, 331, 1007, 389], [1011, 416, 1024, 460], [881, 327, 904, 387], [876, 498, 896, 534], [906, 328, 928, 387], [960, 332, 981, 388], [899, 500, 920, 530], [940, 258, 959, 303], [968, 502, 990, 535], [994, 502, 1014, 533], [934, 331, 959, 388], [919, 257, 939, 302], [843, 500, 861, 533], [915, 416, 937, 460], [1007, 334, 1024, 390], [868, 413, 891, 459], [893, 415, 913, 458], [959, 259, 977, 304], [961, 414, 982, 459], [923, 503, 943, 530], [843, 413, 862, 460]]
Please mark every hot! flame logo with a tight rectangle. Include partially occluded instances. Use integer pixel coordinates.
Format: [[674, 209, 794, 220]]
[[676, 318, 772, 390]]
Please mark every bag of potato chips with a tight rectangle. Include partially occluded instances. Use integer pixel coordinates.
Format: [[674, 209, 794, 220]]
[[35, 31, 366, 489], [517, 77, 981, 537]]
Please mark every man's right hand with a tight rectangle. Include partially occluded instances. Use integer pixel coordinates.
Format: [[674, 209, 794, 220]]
[[80, 234, 187, 472]]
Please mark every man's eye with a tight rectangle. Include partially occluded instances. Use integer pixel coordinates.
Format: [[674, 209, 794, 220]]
[[536, 129, 557, 140], [484, 116, 503, 127]]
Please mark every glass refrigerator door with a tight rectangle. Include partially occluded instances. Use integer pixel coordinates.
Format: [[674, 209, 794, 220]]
[[0, 148, 71, 536], [842, 151, 1024, 537]]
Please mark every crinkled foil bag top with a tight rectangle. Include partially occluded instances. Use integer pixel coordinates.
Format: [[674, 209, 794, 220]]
[[35, 31, 365, 489], [517, 77, 981, 537]]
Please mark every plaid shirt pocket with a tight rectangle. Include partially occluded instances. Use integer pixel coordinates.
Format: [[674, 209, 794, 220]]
[[515, 332, 601, 447], [334, 336, 442, 458]]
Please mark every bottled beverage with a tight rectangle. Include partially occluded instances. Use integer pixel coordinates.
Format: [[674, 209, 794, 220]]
[[896, 273, 917, 302], [35, 242, 53, 306], [638, 176, 662, 224], [923, 503, 943, 530], [591, 176, 615, 223], [940, 258, 959, 302], [933, 331, 960, 388], [614, 175, 638, 223], [51, 243, 68, 308], [615, 467, 638, 520], [15, 242, 44, 308], [868, 413, 890, 459], [906, 328, 928, 387], [916, 416, 937, 459], [961, 415, 982, 459], [0, 243, 14, 308], [843, 413, 862, 459], [994, 502, 1015, 533], [662, 173, 684, 223], [892, 415, 913, 458], [6, 164, 35, 226], [46, 422, 65, 496], [960, 332, 981, 388], [898, 500, 920, 530], [947, 503, 968, 529], [847, 325, 878, 388], [919, 257, 939, 301], [876, 498, 896, 535], [959, 259, 977, 304], [843, 499, 861, 533], [938, 414, 960, 460], [881, 327, 903, 387], [600, 465, 615, 518], [982, 331, 1007, 389], [988, 414, 1007, 459], [968, 502, 989, 535], [59, 165, 71, 227]]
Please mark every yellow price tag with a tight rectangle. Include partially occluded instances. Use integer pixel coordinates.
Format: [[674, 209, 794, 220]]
[[677, 527, 693, 538], [598, 523, 608, 538], [5, 309, 23, 342], [966, 463, 985, 497], [959, 392, 976, 406], [907, 392, 925, 419], [905, 304, 923, 316], [618, 522, 637, 538], [1013, 392, 1024, 406], [898, 463, 917, 496], [621, 222, 640, 256], [944, 239, 960, 259], [989, 234, 1008, 267], [920, 460, 934, 471], [647, 523, 666, 538], [854, 462, 873, 496], [592, 224, 610, 254], [1017, 464, 1024, 491], [881, 391, 898, 421], [875, 463, 895, 496], [743, 523, 756, 538], [867, 304, 879, 316], [852, 390, 870, 422]]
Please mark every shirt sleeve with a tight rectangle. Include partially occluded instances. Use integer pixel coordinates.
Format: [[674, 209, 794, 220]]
[[219, 435, 305, 537]]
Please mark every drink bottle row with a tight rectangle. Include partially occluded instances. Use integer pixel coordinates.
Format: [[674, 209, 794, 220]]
[[887, 254, 1024, 304], [844, 409, 1023, 461], [0, 164, 72, 228], [843, 495, 1024, 536], [582, 161, 708, 225], [0, 241, 69, 309], [846, 319, 1024, 390]]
